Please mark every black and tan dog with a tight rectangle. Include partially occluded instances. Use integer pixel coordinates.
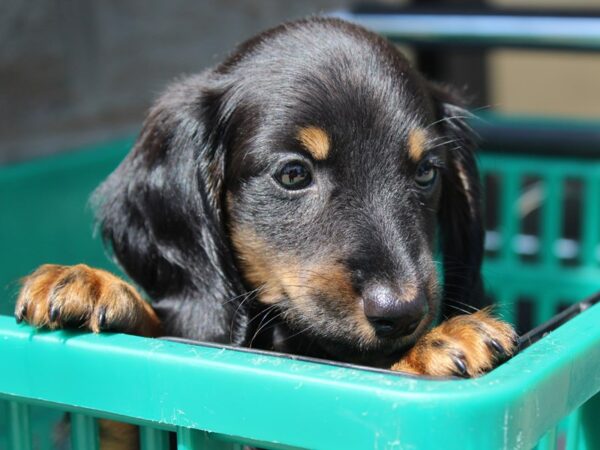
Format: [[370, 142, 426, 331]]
[[15, 16, 515, 448]]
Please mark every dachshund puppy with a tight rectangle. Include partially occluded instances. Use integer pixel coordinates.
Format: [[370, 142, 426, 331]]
[[16, 18, 516, 378]]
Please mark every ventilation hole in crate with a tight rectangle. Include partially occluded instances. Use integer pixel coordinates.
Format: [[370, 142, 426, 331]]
[[518, 176, 542, 263], [483, 173, 500, 258], [516, 297, 535, 335], [560, 178, 582, 267]]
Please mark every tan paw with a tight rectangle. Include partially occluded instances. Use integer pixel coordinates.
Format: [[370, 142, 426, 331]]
[[391, 310, 517, 377], [15, 264, 160, 337]]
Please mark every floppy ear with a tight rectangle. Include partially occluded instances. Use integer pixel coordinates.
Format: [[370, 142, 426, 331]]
[[429, 84, 488, 316], [92, 74, 249, 344]]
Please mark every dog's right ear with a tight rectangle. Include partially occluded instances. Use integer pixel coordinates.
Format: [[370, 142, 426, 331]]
[[92, 74, 249, 344]]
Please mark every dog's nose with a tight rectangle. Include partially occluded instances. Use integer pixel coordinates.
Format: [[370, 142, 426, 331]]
[[362, 285, 426, 338]]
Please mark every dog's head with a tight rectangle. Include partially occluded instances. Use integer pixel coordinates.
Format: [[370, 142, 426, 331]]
[[94, 18, 483, 364]]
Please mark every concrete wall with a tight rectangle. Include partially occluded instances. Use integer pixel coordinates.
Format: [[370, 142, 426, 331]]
[[2, 1, 599, 163], [0, 1, 348, 163]]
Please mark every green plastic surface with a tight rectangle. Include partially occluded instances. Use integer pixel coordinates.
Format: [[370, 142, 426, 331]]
[[480, 152, 600, 325], [0, 304, 599, 450], [0, 115, 599, 449], [0, 140, 132, 317]]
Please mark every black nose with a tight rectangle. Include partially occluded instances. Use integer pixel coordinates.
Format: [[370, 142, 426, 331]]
[[362, 285, 427, 338]]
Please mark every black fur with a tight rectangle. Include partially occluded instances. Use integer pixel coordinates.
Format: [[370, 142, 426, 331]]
[[93, 17, 482, 367]]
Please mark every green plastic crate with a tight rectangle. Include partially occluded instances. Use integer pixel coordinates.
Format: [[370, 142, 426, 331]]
[[2, 7, 600, 446], [0, 113, 599, 450]]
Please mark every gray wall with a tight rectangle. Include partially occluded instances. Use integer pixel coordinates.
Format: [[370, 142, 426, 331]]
[[0, 1, 348, 163], [5, 1, 597, 164]]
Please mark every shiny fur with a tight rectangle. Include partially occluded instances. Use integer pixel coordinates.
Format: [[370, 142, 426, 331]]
[[17, 18, 514, 372]]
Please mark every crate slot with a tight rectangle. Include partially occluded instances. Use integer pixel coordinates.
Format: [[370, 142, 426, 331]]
[[559, 178, 583, 267], [540, 174, 563, 267], [516, 297, 535, 336], [518, 175, 543, 263], [483, 172, 501, 258]]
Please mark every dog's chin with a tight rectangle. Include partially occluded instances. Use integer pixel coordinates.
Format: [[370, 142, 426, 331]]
[[271, 295, 436, 367], [328, 334, 423, 367], [287, 323, 428, 368]]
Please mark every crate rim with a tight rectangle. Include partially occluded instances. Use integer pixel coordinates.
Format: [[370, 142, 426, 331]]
[[1, 298, 599, 449]]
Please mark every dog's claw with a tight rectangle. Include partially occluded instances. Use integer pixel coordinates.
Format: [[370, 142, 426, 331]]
[[512, 334, 520, 349], [452, 355, 468, 377], [488, 339, 505, 356], [15, 303, 27, 323], [97, 307, 107, 330], [49, 304, 60, 322], [14, 264, 160, 337]]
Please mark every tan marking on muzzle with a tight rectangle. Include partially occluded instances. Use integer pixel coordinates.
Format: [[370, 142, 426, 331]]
[[228, 225, 381, 343], [297, 126, 331, 160], [229, 224, 300, 304], [398, 283, 419, 303], [303, 262, 376, 341], [303, 263, 356, 305]]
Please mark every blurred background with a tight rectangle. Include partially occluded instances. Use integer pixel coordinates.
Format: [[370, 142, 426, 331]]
[[1, 4, 599, 449], [2, 0, 600, 164]]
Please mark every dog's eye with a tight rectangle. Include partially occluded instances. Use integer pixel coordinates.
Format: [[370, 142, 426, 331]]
[[276, 161, 312, 190], [415, 160, 437, 188]]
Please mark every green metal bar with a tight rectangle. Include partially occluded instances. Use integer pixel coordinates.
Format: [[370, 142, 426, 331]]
[[7, 401, 31, 450], [71, 413, 99, 450], [141, 426, 171, 450], [581, 177, 600, 267], [541, 174, 563, 267]]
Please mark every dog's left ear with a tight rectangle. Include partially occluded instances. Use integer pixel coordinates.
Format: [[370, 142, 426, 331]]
[[428, 83, 488, 315]]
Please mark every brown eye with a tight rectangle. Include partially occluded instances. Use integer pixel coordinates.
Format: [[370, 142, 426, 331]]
[[276, 161, 312, 190], [415, 160, 437, 188]]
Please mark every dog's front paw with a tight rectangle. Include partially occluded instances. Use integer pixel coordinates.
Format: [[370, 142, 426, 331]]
[[391, 310, 517, 377], [15, 264, 160, 337]]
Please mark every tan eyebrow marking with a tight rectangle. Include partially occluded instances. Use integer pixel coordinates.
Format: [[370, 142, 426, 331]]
[[297, 126, 331, 160], [408, 128, 427, 162]]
